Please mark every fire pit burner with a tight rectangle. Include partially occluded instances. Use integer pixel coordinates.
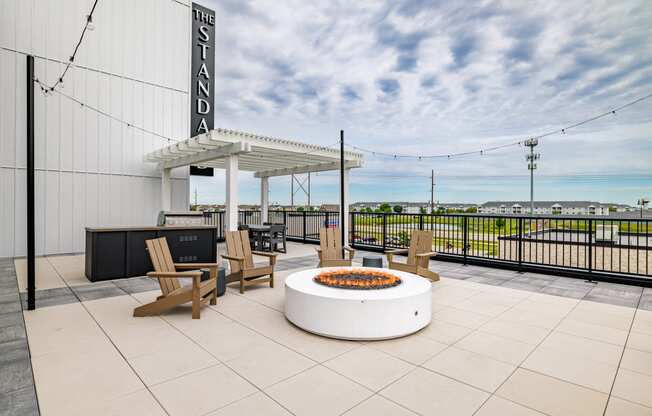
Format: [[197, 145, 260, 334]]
[[313, 268, 402, 290]]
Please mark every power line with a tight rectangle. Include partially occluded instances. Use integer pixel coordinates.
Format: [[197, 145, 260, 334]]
[[346, 92, 652, 160]]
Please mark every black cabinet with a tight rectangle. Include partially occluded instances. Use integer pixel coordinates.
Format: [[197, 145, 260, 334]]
[[85, 226, 217, 282]]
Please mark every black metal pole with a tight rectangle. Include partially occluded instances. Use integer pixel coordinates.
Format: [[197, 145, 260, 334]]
[[340, 130, 345, 250], [26, 55, 36, 310]]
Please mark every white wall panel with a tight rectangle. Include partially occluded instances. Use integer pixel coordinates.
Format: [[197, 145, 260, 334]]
[[109, 76, 122, 173], [1, 0, 191, 257], [34, 58, 47, 170], [58, 171, 74, 253], [32, 0, 47, 58], [44, 171, 60, 253], [97, 174, 110, 228], [72, 173, 86, 252], [85, 173, 98, 228], [121, 79, 135, 175], [16, 0, 33, 55], [0, 51, 16, 167], [47, 0, 63, 63], [45, 61, 61, 170], [133, 83, 145, 175], [14, 169, 26, 257], [59, 69, 74, 171], [1, 0, 16, 49], [0, 169, 15, 257], [97, 72, 111, 173], [109, 175, 122, 225], [15, 54, 26, 168], [34, 170, 46, 255], [73, 68, 86, 171], [85, 71, 99, 172], [110, 0, 124, 77]]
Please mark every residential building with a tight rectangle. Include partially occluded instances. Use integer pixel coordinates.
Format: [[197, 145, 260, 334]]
[[351, 201, 428, 213], [478, 201, 612, 215]]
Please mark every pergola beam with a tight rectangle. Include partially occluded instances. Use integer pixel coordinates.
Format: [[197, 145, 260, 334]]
[[254, 160, 362, 178], [160, 141, 251, 169]]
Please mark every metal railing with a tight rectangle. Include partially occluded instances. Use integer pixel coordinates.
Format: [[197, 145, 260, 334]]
[[204, 210, 651, 284], [203, 210, 339, 243], [350, 212, 651, 283]]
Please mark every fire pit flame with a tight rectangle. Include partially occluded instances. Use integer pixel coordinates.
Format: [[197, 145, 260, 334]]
[[313, 268, 402, 290]]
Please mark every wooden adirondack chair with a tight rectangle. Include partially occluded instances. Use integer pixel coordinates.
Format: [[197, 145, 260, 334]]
[[223, 230, 276, 293], [316, 227, 355, 267], [385, 230, 439, 281], [133, 237, 218, 319]]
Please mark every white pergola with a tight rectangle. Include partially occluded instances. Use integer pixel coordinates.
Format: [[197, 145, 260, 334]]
[[144, 128, 364, 237]]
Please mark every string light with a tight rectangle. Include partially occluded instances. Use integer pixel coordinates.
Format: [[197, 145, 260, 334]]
[[86, 15, 95, 31], [346, 92, 652, 161], [39, 0, 99, 92], [35, 79, 182, 143]]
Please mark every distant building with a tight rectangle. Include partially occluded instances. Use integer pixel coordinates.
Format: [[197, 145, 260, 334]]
[[350, 201, 478, 214], [319, 204, 340, 212], [478, 201, 613, 215], [433, 203, 479, 212], [351, 202, 427, 213]]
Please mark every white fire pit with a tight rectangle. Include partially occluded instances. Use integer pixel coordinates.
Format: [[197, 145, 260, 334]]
[[284, 267, 432, 340]]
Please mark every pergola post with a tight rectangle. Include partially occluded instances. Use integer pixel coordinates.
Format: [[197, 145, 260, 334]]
[[341, 168, 350, 246], [225, 154, 239, 231], [161, 168, 172, 211], [260, 176, 269, 223]]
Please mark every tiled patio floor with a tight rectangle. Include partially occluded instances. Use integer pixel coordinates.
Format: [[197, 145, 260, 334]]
[[2, 242, 652, 415]]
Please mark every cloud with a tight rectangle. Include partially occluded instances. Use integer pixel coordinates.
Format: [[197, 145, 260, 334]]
[[377, 78, 401, 95], [193, 0, 652, 203]]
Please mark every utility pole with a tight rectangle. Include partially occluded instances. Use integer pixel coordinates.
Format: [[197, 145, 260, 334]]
[[525, 138, 540, 214], [430, 170, 435, 213]]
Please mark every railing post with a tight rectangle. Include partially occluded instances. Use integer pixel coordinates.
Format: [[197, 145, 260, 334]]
[[350, 212, 355, 248], [587, 218, 593, 277], [517, 217, 523, 271], [463, 216, 468, 264], [419, 214, 424, 231], [283, 210, 287, 226], [382, 213, 387, 251], [302, 210, 307, 243]]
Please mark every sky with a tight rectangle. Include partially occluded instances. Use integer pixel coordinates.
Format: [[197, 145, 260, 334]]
[[192, 0, 652, 206]]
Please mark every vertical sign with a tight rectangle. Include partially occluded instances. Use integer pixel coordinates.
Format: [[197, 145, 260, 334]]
[[191, 3, 215, 136]]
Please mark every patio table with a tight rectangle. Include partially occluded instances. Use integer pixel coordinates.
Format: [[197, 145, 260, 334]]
[[247, 224, 271, 251]]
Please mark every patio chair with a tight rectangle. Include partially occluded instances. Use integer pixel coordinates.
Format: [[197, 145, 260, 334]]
[[133, 237, 218, 319], [223, 230, 277, 293], [385, 230, 439, 281], [262, 224, 287, 253], [316, 227, 355, 267]]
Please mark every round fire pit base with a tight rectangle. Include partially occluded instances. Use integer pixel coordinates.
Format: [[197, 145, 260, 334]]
[[284, 267, 432, 340]]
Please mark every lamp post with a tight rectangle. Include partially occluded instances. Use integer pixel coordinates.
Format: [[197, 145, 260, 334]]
[[26, 55, 35, 310], [340, 130, 345, 250], [638, 197, 650, 219], [525, 138, 540, 214]]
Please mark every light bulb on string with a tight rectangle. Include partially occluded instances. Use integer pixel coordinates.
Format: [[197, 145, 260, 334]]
[[86, 15, 95, 31]]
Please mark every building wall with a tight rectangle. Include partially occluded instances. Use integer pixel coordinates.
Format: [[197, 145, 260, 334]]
[[0, 0, 191, 257]]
